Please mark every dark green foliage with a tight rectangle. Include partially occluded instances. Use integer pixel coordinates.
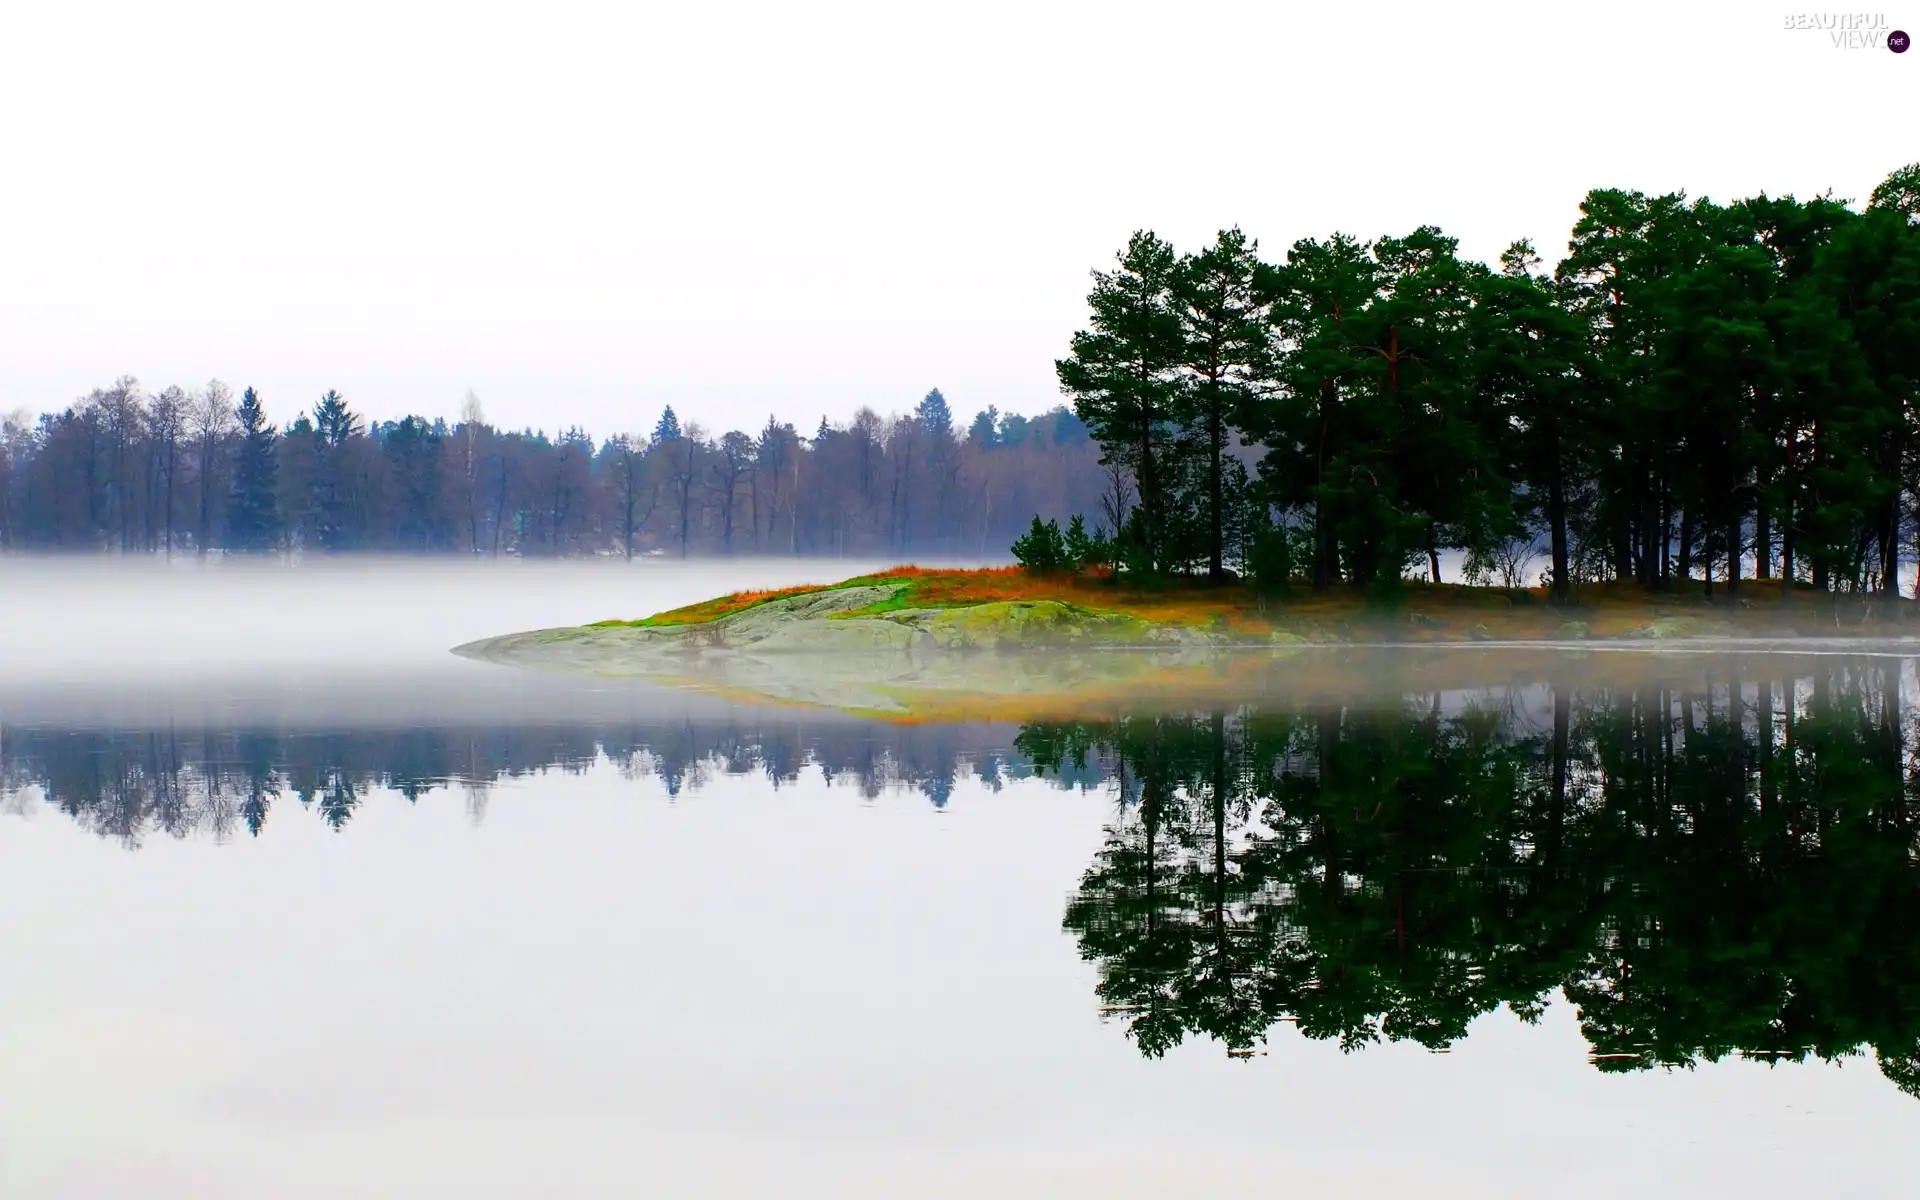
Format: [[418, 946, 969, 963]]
[[1012, 512, 1117, 574], [1053, 162, 1920, 599], [1035, 660, 1920, 1094], [915, 388, 954, 438], [1056, 232, 1186, 572], [1011, 515, 1067, 573], [1869, 162, 1920, 219], [651, 406, 682, 446], [225, 387, 280, 552], [1175, 228, 1271, 580], [1246, 523, 1295, 599], [967, 406, 1000, 446], [1062, 513, 1092, 569]]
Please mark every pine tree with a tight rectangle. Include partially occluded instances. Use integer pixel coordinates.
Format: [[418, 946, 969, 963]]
[[1057, 231, 1185, 574], [1475, 240, 1592, 602], [1175, 227, 1271, 580], [226, 387, 280, 552], [968, 406, 1001, 446], [1242, 233, 1379, 591]]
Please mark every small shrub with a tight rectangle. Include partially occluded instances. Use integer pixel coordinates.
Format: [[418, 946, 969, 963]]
[[1063, 514, 1093, 570], [1085, 524, 1115, 571], [1011, 515, 1067, 573], [1248, 526, 1295, 600]]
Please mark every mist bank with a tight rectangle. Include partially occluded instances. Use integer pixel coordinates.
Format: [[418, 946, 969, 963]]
[[0, 556, 907, 686]]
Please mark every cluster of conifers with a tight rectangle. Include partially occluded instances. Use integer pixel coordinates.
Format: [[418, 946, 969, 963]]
[[1055, 163, 1920, 600]]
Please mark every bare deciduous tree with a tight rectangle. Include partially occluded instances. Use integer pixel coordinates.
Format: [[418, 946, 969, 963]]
[[148, 385, 188, 559], [459, 389, 486, 554], [709, 430, 754, 554], [609, 433, 658, 559], [658, 423, 708, 558], [190, 380, 235, 557]]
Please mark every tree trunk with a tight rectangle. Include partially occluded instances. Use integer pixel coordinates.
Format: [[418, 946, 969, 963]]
[[1725, 511, 1740, 595], [1313, 502, 1335, 591], [1548, 680, 1569, 869], [1547, 456, 1571, 604], [1208, 388, 1225, 581], [1677, 505, 1691, 589], [1313, 379, 1334, 591], [1879, 494, 1900, 596], [1911, 500, 1920, 601], [1780, 517, 1794, 600]]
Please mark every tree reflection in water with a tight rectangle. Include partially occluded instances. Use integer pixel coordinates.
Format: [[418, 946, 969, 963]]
[[1028, 659, 1920, 1095], [7, 658, 1920, 1093]]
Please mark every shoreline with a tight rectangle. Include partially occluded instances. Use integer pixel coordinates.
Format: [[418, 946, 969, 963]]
[[451, 569, 1920, 718]]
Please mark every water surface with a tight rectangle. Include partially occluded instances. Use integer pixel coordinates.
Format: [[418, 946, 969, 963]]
[[2, 562, 1915, 1197]]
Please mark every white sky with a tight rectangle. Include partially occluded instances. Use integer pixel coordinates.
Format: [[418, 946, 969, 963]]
[[0, 1, 1912, 437]]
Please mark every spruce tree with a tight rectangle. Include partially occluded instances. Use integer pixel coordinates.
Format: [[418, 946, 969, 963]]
[[652, 406, 683, 446], [226, 387, 280, 552], [310, 389, 363, 550], [916, 388, 954, 437]]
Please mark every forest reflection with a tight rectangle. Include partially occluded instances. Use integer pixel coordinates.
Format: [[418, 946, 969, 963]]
[[1026, 658, 1920, 1097], [7, 657, 1919, 1095], [0, 714, 1053, 841]]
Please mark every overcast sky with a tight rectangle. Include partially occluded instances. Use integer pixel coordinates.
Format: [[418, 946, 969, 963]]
[[0, 1, 1911, 437]]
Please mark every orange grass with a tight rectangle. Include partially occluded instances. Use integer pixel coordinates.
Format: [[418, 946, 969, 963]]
[[598, 566, 1918, 638], [842, 565, 1266, 627]]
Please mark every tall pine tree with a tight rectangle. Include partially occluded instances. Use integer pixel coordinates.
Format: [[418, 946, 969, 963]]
[[1056, 231, 1185, 573], [226, 387, 280, 552], [1175, 228, 1270, 580]]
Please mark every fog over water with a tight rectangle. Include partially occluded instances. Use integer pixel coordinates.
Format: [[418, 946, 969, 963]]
[[0, 556, 909, 687], [4, 560, 1919, 1198]]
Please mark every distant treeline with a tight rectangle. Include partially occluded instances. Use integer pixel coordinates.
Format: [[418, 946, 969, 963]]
[[1056, 162, 1920, 597], [0, 386, 1110, 558]]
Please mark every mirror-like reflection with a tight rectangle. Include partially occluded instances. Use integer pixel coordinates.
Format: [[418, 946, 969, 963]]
[[7, 655, 1919, 1101], [1027, 660, 1920, 1096], [0, 713, 1047, 841]]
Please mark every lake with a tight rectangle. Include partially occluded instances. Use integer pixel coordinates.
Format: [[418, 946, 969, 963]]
[[2, 561, 1915, 1198]]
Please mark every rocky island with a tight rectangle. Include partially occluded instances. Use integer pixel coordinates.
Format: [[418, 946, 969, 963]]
[[451, 567, 1918, 718]]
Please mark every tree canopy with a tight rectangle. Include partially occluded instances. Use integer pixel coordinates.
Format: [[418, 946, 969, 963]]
[[1053, 163, 1920, 600]]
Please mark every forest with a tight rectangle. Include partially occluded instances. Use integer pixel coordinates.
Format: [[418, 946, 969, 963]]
[[5, 162, 1916, 595], [1055, 162, 1920, 598], [0, 386, 1108, 559]]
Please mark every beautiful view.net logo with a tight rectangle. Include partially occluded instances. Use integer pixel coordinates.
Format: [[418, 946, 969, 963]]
[[1783, 12, 1910, 49]]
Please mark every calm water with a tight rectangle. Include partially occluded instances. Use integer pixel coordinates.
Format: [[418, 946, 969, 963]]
[[2, 562, 1916, 1197]]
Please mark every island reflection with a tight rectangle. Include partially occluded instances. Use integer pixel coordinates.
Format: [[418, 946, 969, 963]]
[[6, 655, 1919, 1096]]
